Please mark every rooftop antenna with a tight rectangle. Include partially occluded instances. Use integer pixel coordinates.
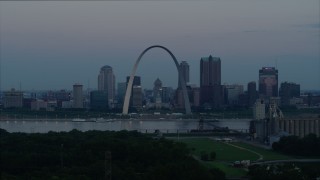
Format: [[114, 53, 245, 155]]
[[19, 81, 22, 91], [275, 58, 278, 69]]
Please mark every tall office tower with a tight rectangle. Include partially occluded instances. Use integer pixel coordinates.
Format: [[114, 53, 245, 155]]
[[161, 87, 174, 103], [259, 67, 278, 98], [224, 84, 244, 106], [73, 84, 83, 108], [153, 78, 162, 101], [132, 86, 143, 108], [200, 55, 223, 107], [126, 76, 141, 107], [279, 82, 300, 106], [192, 87, 200, 107], [90, 90, 108, 110], [3, 88, 23, 108], [248, 81, 258, 107], [178, 61, 190, 87], [117, 82, 127, 105], [176, 85, 198, 109], [98, 65, 115, 107], [126, 76, 141, 87]]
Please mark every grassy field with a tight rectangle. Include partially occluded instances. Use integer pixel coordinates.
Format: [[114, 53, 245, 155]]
[[176, 137, 295, 178], [178, 138, 260, 161], [230, 142, 293, 160]]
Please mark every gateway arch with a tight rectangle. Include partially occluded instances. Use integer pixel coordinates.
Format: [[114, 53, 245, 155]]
[[122, 45, 192, 115]]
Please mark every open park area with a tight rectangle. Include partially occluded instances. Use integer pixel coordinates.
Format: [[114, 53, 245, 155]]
[[174, 137, 301, 178]]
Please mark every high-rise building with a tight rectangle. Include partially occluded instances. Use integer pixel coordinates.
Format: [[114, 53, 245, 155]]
[[132, 86, 143, 109], [200, 55, 223, 107], [279, 82, 300, 106], [126, 76, 141, 107], [259, 67, 278, 98], [191, 87, 200, 108], [117, 82, 127, 106], [161, 87, 174, 103], [73, 84, 83, 108], [90, 90, 108, 110], [126, 76, 141, 87], [224, 84, 244, 106], [153, 78, 162, 102], [179, 61, 189, 87], [3, 88, 23, 108], [248, 81, 258, 106], [200, 55, 221, 86], [98, 65, 115, 107]]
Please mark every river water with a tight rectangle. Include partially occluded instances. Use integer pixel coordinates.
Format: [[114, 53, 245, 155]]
[[0, 119, 252, 133]]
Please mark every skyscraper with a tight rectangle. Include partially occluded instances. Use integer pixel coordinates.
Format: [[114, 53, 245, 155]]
[[200, 55, 223, 107], [90, 90, 108, 110], [200, 55, 221, 87], [126, 76, 141, 107], [248, 81, 258, 106], [179, 61, 189, 87], [98, 65, 115, 107], [259, 67, 278, 98], [279, 82, 300, 106], [126, 76, 141, 87], [117, 82, 127, 106], [132, 86, 143, 109], [224, 84, 244, 106], [3, 88, 23, 108], [153, 78, 162, 102], [73, 84, 83, 108]]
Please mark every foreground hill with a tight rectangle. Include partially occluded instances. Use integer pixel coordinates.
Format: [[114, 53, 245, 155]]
[[0, 129, 224, 180]]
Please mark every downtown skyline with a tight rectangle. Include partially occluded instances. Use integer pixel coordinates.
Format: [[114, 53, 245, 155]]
[[0, 0, 319, 90]]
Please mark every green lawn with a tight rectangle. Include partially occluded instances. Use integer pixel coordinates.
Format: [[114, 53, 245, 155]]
[[231, 142, 293, 160], [178, 138, 260, 161], [176, 137, 295, 178]]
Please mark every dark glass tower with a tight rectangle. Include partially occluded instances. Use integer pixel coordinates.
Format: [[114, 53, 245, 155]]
[[248, 81, 258, 106], [200, 55, 222, 107], [179, 61, 190, 87], [259, 67, 278, 98]]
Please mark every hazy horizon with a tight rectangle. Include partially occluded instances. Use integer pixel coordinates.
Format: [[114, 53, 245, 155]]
[[1, 0, 319, 91]]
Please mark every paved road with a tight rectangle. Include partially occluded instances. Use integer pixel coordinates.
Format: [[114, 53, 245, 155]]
[[251, 159, 320, 165]]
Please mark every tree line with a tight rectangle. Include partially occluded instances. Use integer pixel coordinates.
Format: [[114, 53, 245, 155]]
[[0, 129, 225, 180], [272, 134, 320, 156]]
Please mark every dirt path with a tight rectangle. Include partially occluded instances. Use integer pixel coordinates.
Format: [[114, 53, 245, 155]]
[[222, 141, 263, 161]]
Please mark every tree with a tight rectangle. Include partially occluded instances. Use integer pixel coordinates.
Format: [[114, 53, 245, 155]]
[[210, 151, 216, 161], [200, 151, 209, 161]]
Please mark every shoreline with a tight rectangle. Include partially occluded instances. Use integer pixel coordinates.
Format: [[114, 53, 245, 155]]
[[0, 118, 253, 122]]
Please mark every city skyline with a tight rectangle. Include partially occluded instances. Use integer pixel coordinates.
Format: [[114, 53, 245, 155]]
[[0, 0, 319, 90]]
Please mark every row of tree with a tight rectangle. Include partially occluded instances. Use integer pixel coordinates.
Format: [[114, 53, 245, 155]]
[[248, 163, 320, 180], [0, 129, 225, 180], [272, 134, 320, 156]]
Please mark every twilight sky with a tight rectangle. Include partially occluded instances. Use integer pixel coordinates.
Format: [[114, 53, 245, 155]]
[[0, 0, 319, 91]]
